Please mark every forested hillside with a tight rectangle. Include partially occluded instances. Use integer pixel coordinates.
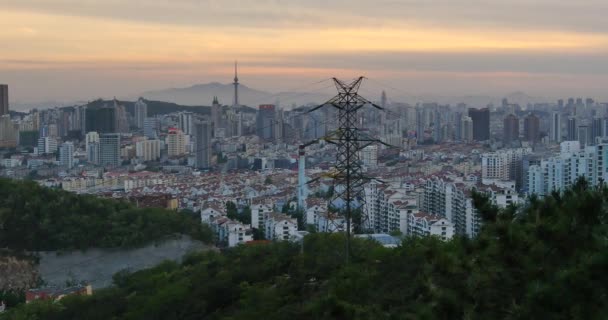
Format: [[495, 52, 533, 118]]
[[0, 178, 212, 251], [3, 179, 607, 319]]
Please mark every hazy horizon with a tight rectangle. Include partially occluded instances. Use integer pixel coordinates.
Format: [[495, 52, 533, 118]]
[[3, 0, 608, 104]]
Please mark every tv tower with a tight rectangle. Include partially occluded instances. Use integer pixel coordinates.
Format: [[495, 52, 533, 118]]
[[233, 61, 239, 108]]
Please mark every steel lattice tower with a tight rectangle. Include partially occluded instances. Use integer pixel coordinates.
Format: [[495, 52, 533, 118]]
[[308, 77, 384, 262]]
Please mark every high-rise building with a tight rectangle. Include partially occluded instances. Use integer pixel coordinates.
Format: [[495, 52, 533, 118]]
[[461, 116, 474, 142], [85, 131, 100, 148], [134, 98, 147, 130], [37, 136, 58, 155], [85, 106, 116, 133], [59, 142, 74, 169], [578, 125, 589, 147], [211, 97, 221, 136], [135, 139, 161, 162], [591, 118, 603, 142], [0, 115, 17, 148], [0, 85, 8, 116], [567, 117, 577, 141], [256, 104, 276, 141], [468, 108, 490, 141], [523, 113, 540, 142], [503, 114, 519, 144], [87, 142, 100, 164], [179, 112, 194, 136], [114, 99, 129, 133], [454, 112, 463, 141], [194, 121, 211, 169], [481, 148, 532, 187], [528, 141, 608, 196], [166, 128, 186, 156], [550, 112, 562, 142], [144, 117, 159, 139], [99, 134, 121, 167]]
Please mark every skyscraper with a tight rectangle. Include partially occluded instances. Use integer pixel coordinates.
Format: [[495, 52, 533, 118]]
[[135, 139, 161, 162], [461, 116, 474, 142], [503, 114, 519, 145], [144, 117, 159, 139], [194, 120, 211, 169], [59, 142, 74, 169], [179, 112, 194, 136], [0, 115, 17, 148], [211, 97, 221, 136], [468, 108, 490, 141], [591, 118, 603, 142], [578, 125, 589, 147], [567, 117, 577, 141], [550, 112, 562, 142], [99, 134, 121, 167], [0, 85, 8, 116], [523, 113, 540, 142], [85, 106, 116, 133], [87, 142, 100, 164], [134, 98, 147, 130], [257, 104, 276, 141], [114, 99, 129, 133]]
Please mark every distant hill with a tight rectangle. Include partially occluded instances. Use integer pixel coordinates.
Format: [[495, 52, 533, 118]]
[[85, 98, 256, 117], [141, 82, 329, 108]]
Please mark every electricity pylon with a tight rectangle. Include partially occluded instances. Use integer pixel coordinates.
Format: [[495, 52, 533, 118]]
[[308, 77, 386, 263]]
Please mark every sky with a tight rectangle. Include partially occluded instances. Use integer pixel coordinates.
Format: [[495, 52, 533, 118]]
[[3, 0, 608, 104]]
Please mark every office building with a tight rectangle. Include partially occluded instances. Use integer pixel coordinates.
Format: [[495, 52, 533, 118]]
[[134, 98, 147, 130], [468, 108, 490, 141], [0, 85, 8, 116], [194, 121, 211, 169], [523, 113, 540, 142], [99, 134, 121, 167], [503, 114, 519, 144], [59, 142, 74, 169]]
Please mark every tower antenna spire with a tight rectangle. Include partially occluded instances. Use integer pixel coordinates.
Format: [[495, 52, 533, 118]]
[[233, 61, 239, 107]]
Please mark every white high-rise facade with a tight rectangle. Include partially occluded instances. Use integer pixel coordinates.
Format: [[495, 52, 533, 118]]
[[59, 141, 74, 169], [136, 139, 161, 162], [134, 98, 147, 129], [166, 129, 186, 157], [528, 141, 608, 196], [550, 112, 561, 142]]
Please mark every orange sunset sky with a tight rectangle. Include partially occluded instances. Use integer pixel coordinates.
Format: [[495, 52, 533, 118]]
[[2, 0, 608, 103]]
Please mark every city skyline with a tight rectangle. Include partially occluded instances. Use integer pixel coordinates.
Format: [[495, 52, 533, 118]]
[[3, 1, 608, 104]]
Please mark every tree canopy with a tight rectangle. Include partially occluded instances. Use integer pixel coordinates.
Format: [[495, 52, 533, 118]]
[[0, 178, 212, 251], [4, 179, 608, 319]]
